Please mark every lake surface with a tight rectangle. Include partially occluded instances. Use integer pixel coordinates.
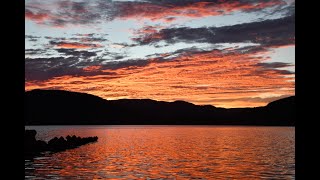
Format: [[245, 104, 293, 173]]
[[25, 126, 295, 179]]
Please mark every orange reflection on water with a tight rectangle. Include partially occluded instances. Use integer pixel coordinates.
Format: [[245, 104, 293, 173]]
[[25, 126, 295, 179]]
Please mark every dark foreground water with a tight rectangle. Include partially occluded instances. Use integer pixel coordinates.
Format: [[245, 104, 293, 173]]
[[25, 126, 295, 179]]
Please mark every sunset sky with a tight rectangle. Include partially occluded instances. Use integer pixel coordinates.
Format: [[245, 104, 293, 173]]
[[25, 0, 295, 108]]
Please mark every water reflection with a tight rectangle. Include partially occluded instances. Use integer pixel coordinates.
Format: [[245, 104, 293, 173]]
[[25, 126, 295, 179]]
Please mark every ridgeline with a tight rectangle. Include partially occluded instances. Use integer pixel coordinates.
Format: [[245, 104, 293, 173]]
[[25, 89, 295, 126]]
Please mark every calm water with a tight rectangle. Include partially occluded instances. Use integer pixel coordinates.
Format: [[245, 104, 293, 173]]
[[25, 126, 295, 179]]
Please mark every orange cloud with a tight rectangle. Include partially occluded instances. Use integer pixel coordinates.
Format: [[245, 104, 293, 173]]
[[132, 32, 164, 43], [83, 66, 102, 72], [25, 48, 294, 108], [133, 25, 166, 40], [118, 0, 285, 21], [25, 10, 49, 22], [54, 42, 102, 49], [25, 0, 286, 27]]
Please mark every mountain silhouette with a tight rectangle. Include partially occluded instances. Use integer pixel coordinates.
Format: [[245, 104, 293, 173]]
[[25, 89, 295, 126]]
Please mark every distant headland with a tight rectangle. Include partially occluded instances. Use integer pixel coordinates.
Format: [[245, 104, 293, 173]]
[[25, 89, 295, 126]]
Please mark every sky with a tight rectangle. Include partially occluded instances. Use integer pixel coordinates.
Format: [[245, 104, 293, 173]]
[[25, 0, 295, 108]]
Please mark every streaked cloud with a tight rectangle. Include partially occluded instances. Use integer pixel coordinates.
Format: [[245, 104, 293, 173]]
[[133, 14, 294, 47], [25, 0, 295, 108], [50, 41, 102, 49], [25, 0, 291, 27], [26, 47, 294, 108]]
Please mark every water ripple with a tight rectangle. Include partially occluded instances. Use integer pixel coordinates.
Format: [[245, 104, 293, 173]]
[[25, 126, 295, 179]]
